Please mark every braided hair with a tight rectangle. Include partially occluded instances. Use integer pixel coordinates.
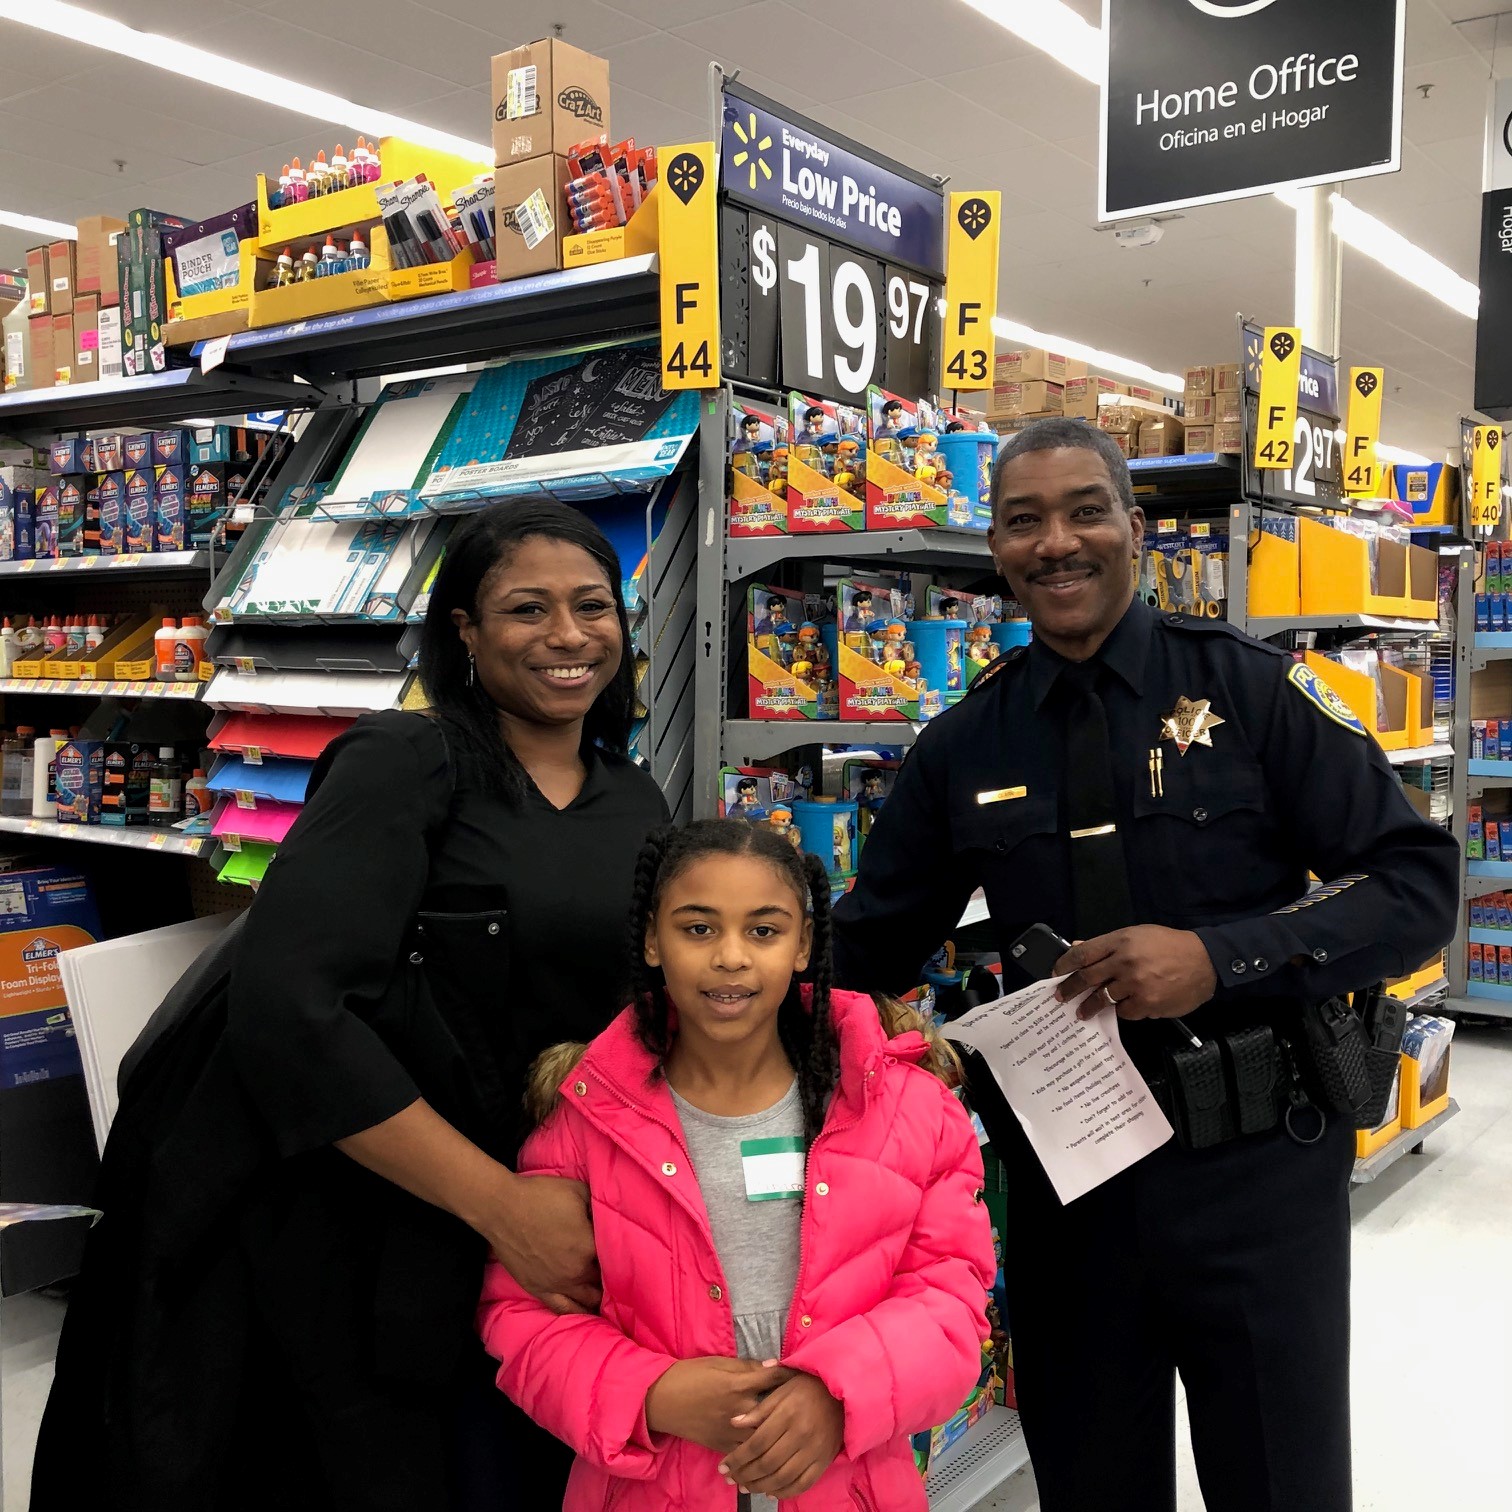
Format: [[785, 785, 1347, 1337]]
[[627, 818, 840, 1146]]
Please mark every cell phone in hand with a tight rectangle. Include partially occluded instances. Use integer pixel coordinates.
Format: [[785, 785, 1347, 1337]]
[[1008, 922, 1072, 981]]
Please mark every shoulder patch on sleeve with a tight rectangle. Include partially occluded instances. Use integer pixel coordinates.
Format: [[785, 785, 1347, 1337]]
[[1286, 661, 1368, 737]]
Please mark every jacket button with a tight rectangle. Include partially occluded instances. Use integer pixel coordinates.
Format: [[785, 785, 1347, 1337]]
[[1192, 806, 1208, 823], [573, 1081, 587, 1096], [815, 1182, 829, 1196], [662, 1161, 677, 1176], [1230, 959, 1247, 975], [709, 1284, 722, 1301], [487, 922, 500, 936], [1313, 948, 1329, 963], [409, 951, 423, 965], [994, 839, 1008, 852], [800, 1314, 812, 1328], [1253, 957, 1269, 972]]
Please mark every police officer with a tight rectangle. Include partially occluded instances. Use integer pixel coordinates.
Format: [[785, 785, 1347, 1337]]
[[832, 418, 1458, 1512]]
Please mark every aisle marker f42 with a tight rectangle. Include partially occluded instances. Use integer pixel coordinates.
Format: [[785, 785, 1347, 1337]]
[[659, 143, 720, 390], [1343, 366, 1384, 496], [942, 191, 1001, 393], [1471, 424, 1504, 531], [1253, 326, 1302, 470]]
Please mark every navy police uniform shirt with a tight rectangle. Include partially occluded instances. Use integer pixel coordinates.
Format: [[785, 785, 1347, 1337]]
[[832, 598, 1459, 1041]]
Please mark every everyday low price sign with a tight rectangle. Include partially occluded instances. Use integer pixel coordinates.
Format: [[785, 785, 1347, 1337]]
[[1100, 0, 1406, 221]]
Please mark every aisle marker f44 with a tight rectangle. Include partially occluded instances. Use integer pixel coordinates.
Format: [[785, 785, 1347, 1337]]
[[1253, 325, 1302, 470], [658, 142, 720, 391], [942, 191, 1001, 393]]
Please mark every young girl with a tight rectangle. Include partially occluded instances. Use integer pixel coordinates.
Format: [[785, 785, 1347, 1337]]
[[478, 819, 995, 1510]]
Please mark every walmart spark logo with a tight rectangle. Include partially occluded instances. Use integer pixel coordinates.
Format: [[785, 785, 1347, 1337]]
[[730, 112, 773, 191]]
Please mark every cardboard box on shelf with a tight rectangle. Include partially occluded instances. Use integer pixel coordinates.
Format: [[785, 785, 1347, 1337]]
[[1063, 375, 1125, 419], [1186, 425, 1214, 455], [1184, 395, 1217, 423], [50, 312, 72, 385], [989, 380, 1064, 418], [1183, 365, 1214, 396], [994, 348, 1086, 385], [71, 294, 100, 380], [1139, 415, 1186, 456], [25, 248, 49, 316], [119, 208, 192, 378], [27, 316, 54, 391], [1125, 383, 1161, 403], [46, 240, 75, 316], [492, 39, 610, 165], [97, 306, 122, 380], [1097, 402, 1144, 435], [1215, 420, 1243, 454], [1215, 363, 1241, 392], [1216, 390, 1242, 424], [494, 156, 568, 279], [74, 215, 127, 306]]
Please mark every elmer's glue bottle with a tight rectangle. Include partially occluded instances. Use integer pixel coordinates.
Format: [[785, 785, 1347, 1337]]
[[154, 618, 178, 682], [318, 236, 340, 277], [288, 157, 307, 203], [0, 619, 14, 677], [270, 247, 294, 289], [349, 231, 368, 271], [275, 164, 291, 209], [331, 143, 349, 190], [175, 616, 207, 682], [351, 138, 371, 185], [184, 768, 211, 823], [298, 246, 319, 282]]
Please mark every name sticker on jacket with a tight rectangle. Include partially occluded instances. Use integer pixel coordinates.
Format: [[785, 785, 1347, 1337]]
[[740, 1136, 805, 1202]]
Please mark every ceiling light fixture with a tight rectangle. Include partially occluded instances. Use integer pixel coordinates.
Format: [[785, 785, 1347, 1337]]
[[1375, 443, 1434, 467], [1326, 193, 1479, 320], [0, 210, 76, 239], [991, 313, 1183, 391], [0, 0, 492, 164], [957, 0, 1104, 85]]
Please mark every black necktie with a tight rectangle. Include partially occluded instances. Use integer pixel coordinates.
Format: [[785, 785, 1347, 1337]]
[[1060, 661, 1135, 940]]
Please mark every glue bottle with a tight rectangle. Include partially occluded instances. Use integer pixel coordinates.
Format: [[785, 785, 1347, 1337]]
[[175, 616, 207, 682], [298, 246, 319, 282], [270, 247, 294, 289], [32, 728, 66, 819], [331, 143, 349, 191], [274, 164, 291, 209], [318, 236, 341, 277], [184, 767, 211, 824], [154, 618, 178, 682], [148, 747, 182, 828], [288, 156, 307, 203], [0, 619, 14, 676], [349, 231, 368, 271]]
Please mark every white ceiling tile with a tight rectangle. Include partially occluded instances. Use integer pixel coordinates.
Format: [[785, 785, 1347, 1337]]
[[602, 85, 710, 154], [89, 0, 254, 37], [938, 56, 1096, 137], [408, 0, 654, 50], [672, 2, 919, 99], [601, 32, 725, 114], [587, 0, 744, 24], [399, 88, 492, 141], [990, 141, 1100, 221], [1404, 55, 1495, 147], [1416, 133, 1484, 195], [0, 29, 111, 105]]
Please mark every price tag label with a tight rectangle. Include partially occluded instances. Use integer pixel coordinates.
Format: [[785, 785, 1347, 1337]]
[[659, 142, 720, 390], [201, 334, 232, 374], [213, 606, 234, 624], [236, 790, 257, 810], [243, 745, 264, 766], [1158, 518, 1178, 535], [78, 555, 97, 569], [235, 657, 257, 675], [222, 833, 242, 853], [1190, 523, 1211, 538], [19, 559, 35, 572], [148, 832, 169, 848]]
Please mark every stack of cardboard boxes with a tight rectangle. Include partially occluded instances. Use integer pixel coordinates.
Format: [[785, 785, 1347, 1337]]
[[491, 38, 611, 281], [1181, 363, 1242, 456], [986, 349, 1086, 424], [20, 218, 126, 392]]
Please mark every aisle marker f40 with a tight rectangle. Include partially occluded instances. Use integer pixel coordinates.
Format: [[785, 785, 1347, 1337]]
[[1471, 424, 1504, 531], [659, 143, 721, 390], [942, 191, 1001, 393], [1253, 326, 1302, 470], [1343, 366, 1385, 496]]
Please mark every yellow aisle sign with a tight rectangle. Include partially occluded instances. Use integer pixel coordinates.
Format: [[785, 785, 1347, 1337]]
[[1470, 424, 1503, 531], [1253, 326, 1302, 470], [942, 191, 1001, 392], [658, 143, 720, 390], [1342, 367, 1384, 496]]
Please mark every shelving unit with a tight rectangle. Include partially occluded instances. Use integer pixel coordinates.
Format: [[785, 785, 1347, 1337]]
[[1350, 1099, 1460, 1185], [0, 680, 205, 699], [0, 814, 211, 856], [927, 1405, 1031, 1512], [0, 550, 215, 579]]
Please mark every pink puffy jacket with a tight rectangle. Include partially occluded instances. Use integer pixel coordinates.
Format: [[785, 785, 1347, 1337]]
[[478, 989, 995, 1512]]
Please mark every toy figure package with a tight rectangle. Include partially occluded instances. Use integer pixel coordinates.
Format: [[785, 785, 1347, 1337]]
[[746, 583, 838, 721], [784, 393, 866, 534], [865, 387, 951, 530], [837, 576, 941, 722], [729, 402, 789, 537], [842, 757, 899, 846]]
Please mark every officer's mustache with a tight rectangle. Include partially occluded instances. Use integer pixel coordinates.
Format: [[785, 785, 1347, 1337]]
[[1027, 558, 1100, 583]]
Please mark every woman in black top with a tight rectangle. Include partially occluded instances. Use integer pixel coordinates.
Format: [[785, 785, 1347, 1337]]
[[33, 500, 668, 1511]]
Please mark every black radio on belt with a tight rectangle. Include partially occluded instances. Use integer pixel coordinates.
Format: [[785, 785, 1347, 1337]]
[[1304, 986, 1405, 1130]]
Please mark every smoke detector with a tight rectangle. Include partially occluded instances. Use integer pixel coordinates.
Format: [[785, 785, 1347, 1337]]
[[1113, 221, 1165, 249]]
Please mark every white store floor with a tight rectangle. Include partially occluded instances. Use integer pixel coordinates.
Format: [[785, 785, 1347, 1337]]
[[2, 1027, 1509, 1512]]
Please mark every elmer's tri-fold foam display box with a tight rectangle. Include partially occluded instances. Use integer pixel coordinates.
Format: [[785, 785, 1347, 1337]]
[[153, 466, 186, 551], [0, 865, 102, 1088], [123, 468, 154, 553], [55, 740, 105, 825], [97, 472, 124, 554]]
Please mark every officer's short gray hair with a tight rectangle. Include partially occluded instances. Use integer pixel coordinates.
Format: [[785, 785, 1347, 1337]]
[[991, 417, 1136, 518]]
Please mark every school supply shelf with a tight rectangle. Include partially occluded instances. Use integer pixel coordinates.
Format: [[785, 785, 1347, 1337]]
[[0, 550, 214, 579], [926, 1405, 1029, 1512], [0, 679, 204, 700], [0, 814, 211, 856]]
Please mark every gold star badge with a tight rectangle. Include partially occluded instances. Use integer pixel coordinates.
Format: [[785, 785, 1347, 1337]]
[[1161, 696, 1224, 755]]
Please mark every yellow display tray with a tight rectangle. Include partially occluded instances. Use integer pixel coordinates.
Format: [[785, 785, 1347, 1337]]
[[1298, 517, 1439, 620], [246, 224, 473, 328], [1302, 651, 1411, 751], [1401, 1045, 1451, 1130], [165, 242, 261, 345], [562, 186, 661, 269]]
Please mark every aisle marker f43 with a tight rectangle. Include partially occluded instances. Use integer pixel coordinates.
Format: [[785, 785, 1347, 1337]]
[[1253, 326, 1302, 470], [1471, 424, 1504, 531], [942, 191, 1001, 393], [659, 143, 721, 390], [1343, 367, 1384, 496]]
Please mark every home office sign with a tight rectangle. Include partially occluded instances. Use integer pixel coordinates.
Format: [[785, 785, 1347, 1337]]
[[1099, 0, 1405, 221]]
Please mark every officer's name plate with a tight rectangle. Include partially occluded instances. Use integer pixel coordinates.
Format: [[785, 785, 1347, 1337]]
[[948, 976, 1173, 1203]]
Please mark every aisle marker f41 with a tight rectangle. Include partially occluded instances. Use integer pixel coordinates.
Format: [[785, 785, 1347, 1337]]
[[659, 142, 720, 390], [1343, 367, 1384, 496], [1471, 424, 1504, 531], [942, 191, 1001, 393], [1253, 326, 1302, 470]]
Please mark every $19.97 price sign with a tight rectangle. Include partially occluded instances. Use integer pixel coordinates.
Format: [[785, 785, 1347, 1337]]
[[719, 83, 944, 408]]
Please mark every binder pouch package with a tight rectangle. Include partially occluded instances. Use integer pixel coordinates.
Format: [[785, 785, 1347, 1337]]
[[0, 866, 103, 1086], [420, 341, 697, 503]]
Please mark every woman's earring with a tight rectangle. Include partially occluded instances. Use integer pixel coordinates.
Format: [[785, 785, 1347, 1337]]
[[467, 652, 476, 688]]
